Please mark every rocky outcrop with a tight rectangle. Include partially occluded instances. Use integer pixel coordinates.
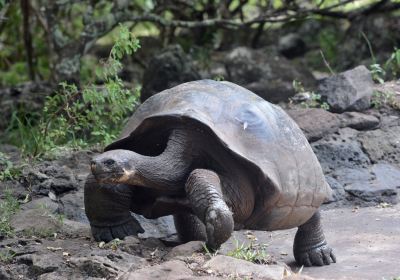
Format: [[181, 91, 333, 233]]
[[288, 106, 400, 205]]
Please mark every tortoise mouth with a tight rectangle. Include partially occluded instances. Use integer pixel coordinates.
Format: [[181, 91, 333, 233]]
[[92, 171, 126, 184]]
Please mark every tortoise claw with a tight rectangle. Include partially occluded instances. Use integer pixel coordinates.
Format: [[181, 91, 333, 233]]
[[295, 244, 336, 267], [91, 217, 144, 242]]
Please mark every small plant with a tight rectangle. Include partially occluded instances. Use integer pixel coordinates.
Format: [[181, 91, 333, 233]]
[[227, 239, 271, 264], [203, 244, 219, 258], [0, 189, 20, 237], [213, 74, 225, 81], [300, 92, 330, 110], [0, 152, 21, 181], [37, 203, 65, 226], [292, 79, 305, 93], [385, 48, 400, 78], [0, 249, 16, 263], [370, 64, 386, 84], [109, 238, 122, 251], [292, 80, 330, 110], [371, 89, 397, 109]]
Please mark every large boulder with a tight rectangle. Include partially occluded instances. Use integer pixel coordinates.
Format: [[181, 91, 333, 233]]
[[203, 47, 316, 103], [317, 65, 374, 112], [0, 81, 53, 131], [286, 108, 341, 142], [278, 33, 307, 59], [141, 45, 201, 102]]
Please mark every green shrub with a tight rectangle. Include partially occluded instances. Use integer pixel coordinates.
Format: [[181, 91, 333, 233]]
[[292, 80, 330, 110], [371, 89, 398, 109], [0, 152, 22, 181], [4, 24, 141, 157]]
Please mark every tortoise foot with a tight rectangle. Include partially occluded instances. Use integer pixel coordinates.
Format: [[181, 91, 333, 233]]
[[294, 244, 336, 267], [205, 205, 234, 250], [91, 217, 144, 242], [185, 169, 234, 250], [293, 211, 336, 266]]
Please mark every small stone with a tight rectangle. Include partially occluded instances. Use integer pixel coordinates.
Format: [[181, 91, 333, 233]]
[[165, 241, 205, 260], [204, 255, 285, 280], [119, 260, 193, 280], [69, 251, 146, 278], [46, 247, 63, 251]]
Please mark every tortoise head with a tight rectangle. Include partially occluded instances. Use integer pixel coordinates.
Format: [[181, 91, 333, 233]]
[[90, 149, 142, 185]]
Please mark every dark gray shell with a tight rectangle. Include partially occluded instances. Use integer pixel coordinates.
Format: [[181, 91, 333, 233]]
[[106, 80, 331, 230]]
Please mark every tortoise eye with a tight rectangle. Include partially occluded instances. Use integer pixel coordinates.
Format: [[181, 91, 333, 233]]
[[103, 159, 116, 167]]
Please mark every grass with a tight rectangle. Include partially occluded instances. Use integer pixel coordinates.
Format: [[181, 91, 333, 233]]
[[0, 249, 16, 263], [202, 244, 219, 258], [0, 189, 20, 238], [21, 227, 57, 239], [227, 239, 271, 264]]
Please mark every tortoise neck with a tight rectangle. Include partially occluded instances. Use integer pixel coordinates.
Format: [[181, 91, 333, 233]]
[[135, 129, 195, 191]]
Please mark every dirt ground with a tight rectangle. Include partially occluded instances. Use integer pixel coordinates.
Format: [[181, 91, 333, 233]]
[[222, 204, 400, 280]]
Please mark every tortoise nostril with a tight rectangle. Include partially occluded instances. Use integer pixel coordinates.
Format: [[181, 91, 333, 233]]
[[103, 159, 116, 167]]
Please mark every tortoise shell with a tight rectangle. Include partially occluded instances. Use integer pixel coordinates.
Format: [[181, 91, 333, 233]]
[[106, 80, 331, 230]]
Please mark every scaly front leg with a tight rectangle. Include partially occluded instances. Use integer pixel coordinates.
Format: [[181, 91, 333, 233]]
[[84, 175, 144, 241], [185, 169, 234, 249]]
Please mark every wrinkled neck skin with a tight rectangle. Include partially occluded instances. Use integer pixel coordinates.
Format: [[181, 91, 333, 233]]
[[129, 129, 196, 192]]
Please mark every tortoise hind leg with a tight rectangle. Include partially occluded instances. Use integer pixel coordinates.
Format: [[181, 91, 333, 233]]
[[84, 175, 144, 241], [293, 211, 336, 266], [185, 169, 234, 249], [174, 213, 207, 243]]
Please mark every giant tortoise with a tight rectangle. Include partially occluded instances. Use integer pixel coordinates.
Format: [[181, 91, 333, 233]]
[[85, 80, 336, 266]]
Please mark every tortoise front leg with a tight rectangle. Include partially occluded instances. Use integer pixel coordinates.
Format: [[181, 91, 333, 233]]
[[84, 175, 144, 241], [293, 211, 336, 266], [185, 169, 234, 249], [174, 213, 207, 243]]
